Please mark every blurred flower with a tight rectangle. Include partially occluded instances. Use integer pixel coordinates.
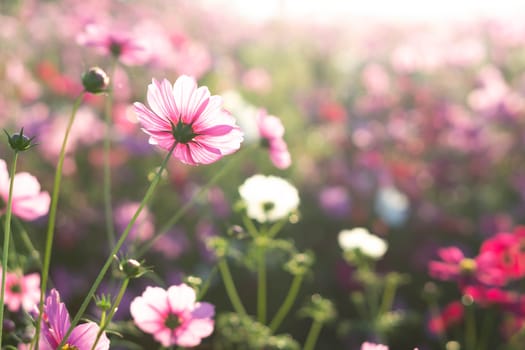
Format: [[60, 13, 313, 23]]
[[318, 186, 350, 218], [374, 186, 409, 227], [130, 284, 214, 347], [1, 270, 40, 312], [256, 109, 291, 169], [428, 246, 507, 287], [114, 201, 154, 242], [39, 289, 110, 350], [241, 68, 272, 94], [134, 76, 243, 165], [0, 159, 51, 221], [428, 301, 464, 336], [361, 342, 388, 350], [480, 227, 525, 279], [221, 90, 259, 142], [238, 174, 299, 223], [338, 227, 387, 260], [77, 23, 149, 65]]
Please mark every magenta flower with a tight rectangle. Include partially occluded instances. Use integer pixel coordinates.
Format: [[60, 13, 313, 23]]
[[0, 159, 51, 221], [2, 269, 40, 312], [39, 289, 110, 350], [428, 246, 507, 287], [77, 23, 149, 66], [130, 284, 214, 347], [256, 109, 291, 169], [134, 76, 243, 165]]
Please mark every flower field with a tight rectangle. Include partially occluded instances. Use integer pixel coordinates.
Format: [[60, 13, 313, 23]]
[[1, 1, 525, 349]]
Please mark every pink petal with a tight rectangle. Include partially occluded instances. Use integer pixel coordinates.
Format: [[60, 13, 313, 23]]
[[172, 75, 198, 124], [130, 287, 170, 333], [147, 79, 179, 122], [184, 318, 214, 338], [166, 284, 196, 313], [12, 191, 51, 221], [134, 102, 170, 132], [68, 322, 109, 350]]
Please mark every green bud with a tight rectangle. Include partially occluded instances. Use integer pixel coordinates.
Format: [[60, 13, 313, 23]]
[[4, 128, 37, 152], [284, 251, 315, 276], [298, 294, 336, 323], [82, 66, 110, 93], [94, 293, 113, 312], [118, 258, 148, 279]]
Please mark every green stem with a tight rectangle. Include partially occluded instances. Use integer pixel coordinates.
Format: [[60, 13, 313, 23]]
[[303, 320, 323, 350], [58, 144, 176, 349], [477, 310, 492, 350], [267, 219, 287, 238], [217, 258, 246, 316], [269, 274, 303, 332], [136, 146, 253, 258], [242, 215, 259, 239], [34, 93, 84, 350], [378, 277, 397, 316], [103, 60, 118, 249], [257, 243, 267, 324], [13, 218, 42, 270], [91, 278, 129, 350], [196, 266, 217, 301], [0, 152, 19, 349], [465, 303, 476, 350]]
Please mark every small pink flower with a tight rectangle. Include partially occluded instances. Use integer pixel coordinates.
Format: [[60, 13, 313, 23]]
[[0, 159, 51, 221], [130, 284, 214, 347], [361, 342, 388, 350], [134, 76, 243, 165], [77, 23, 149, 66], [256, 109, 291, 169], [39, 289, 109, 350], [2, 269, 40, 312]]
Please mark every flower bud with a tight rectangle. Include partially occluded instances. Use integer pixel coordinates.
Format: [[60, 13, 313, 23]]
[[4, 128, 37, 152], [119, 258, 148, 279], [82, 66, 110, 93]]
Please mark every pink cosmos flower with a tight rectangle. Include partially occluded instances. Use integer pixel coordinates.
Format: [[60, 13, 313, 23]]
[[361, 342, 388, 350], [0, 159, 51, 221], [130, 284, 214, 347], [77, 23, 149, 66], [255, 109, 291, 169], [1, 269, 40, 312], [428, 246, 507, 287], [134, 76, 243, 165], [39, 289, 110, 350]]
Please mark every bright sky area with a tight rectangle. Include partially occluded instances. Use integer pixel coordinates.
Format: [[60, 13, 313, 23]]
[[202, 0, 525, 23]]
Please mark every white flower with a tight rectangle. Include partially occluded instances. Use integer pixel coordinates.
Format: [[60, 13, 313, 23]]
[[338, 227, 388, 259], [239, 174, 300, 223]]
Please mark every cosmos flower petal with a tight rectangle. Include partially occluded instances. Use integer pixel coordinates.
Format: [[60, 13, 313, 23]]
[[68, 322, 110, 350], [147, 79, 179, 123], [167, 284, 196, 312], [172, 75, 198, 124], [134, 102, 170, 131]]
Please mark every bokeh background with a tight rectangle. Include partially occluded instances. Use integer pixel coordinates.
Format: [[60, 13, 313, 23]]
[[2, 0, 525, 349]]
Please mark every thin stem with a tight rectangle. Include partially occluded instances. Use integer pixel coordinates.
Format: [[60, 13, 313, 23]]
[[257, 242, 267, 324], [58, 144, 176, 348], [269, 274, 303, 332], [477, 309, 493, 350], [197, 266, 217, 301], [217, 258, 246, 316], [303, 320, 323, 350], [465, 304, 477, 350], [0, 152, 19, 349], [91, 278, 130, 350], [34, 93, 84, 350], [242, 215, 259, 239], [13, 218, 42, 270], [267, 219, 287, 238], [136, 146, 253, 258], [378, 277, 397, 316], [103, 60, 118, 249]]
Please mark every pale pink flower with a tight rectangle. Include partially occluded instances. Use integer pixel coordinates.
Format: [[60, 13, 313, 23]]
[[1, 269, 40, 312], [77, 23, 149, 66], [361, 342, 388, 350], [130, 284, 214, 347], [134, 76, 243, 165], [0, 159, 50, 221], [39, 289, 109, 350], [256, 109, 291, 169]]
